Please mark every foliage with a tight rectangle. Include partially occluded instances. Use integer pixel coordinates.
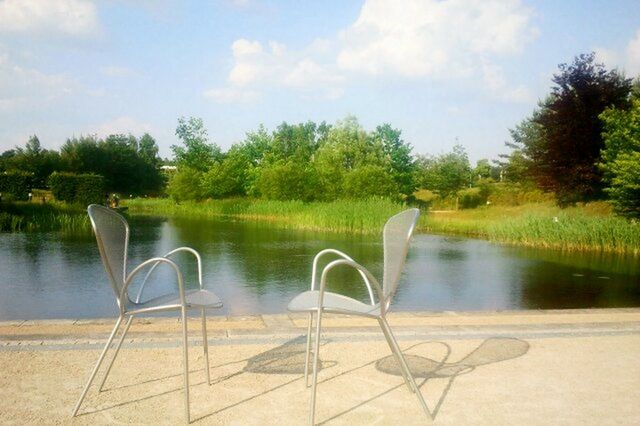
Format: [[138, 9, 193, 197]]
[[48, 172, 105, 206], [172, 117, 221, 172], [0, 202, 90, 234], [373, 124, 416, 197], [510, 53, 632, 205], [415, 144, 471, 197], [600, 98, 640, 217], [343, 164, 399, 199], [166, 168, 203, 202], [0, 170, 32, 201], [0, 136, 62, 188], [60, 133, 163, 195], [254, 160, 318, 201], [458, 187, 483, 209]]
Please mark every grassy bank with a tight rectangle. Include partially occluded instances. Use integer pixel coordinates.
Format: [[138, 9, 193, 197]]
[[0, 202, 91, 234], [424, 202, 639, 255], [126, 198, 639, 254], [124, 197, 406, 234]]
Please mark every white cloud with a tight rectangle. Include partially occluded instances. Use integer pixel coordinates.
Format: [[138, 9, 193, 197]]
[[206, 38, 345, 102], [208, 0, 536, 103], [481, 62, 534, 103], [594, 47, 619, 70], [91, 117, 153, 138], [0, 0, 99, 37], [626, 30, 640, 76], [337, 0, 536, 78], [0, 48, 76, 111]]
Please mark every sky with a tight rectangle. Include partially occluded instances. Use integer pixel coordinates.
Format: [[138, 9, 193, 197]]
[[0, 0, 639, 163]]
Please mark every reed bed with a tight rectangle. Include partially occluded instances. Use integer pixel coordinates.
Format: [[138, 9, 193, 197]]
[[125, 197, 406, 234], [423, 202, 640, 255], [0, 202, 91, 234]]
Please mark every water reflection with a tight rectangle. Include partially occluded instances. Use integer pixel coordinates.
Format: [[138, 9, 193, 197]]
[[0, 216, 638, 320]]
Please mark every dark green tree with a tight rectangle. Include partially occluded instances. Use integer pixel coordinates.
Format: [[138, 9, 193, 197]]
[[528, 53, 632, 205]]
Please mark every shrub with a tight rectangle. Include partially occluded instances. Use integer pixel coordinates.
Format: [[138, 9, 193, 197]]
[[254, 160, 318, 201], [48, 172, 105, 206], [343, 165, 399, 199], [166, 168, 203, 202], [0, 170, 32, 201], [458, 187, 483, 209]]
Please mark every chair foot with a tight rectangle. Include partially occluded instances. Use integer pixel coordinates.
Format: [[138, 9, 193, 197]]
[[72, 316, 124, 417]]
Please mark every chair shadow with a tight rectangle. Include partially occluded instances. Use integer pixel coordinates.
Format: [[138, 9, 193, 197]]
[[81, 336, 336, 421], [79, 335, 528, 424], [320, 337, 529, 423]]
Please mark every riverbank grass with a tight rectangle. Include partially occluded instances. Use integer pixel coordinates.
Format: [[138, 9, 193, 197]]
[[0, 202, 90, 234], [124, 197, 405, 234], [425, 202, 639, 255]]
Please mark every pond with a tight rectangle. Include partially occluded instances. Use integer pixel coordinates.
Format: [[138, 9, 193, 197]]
[[0, 216, 639, 320]]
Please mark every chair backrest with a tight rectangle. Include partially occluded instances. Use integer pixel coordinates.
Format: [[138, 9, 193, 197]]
[[382, 208, 420, 307], [87, 204, 129, 311]]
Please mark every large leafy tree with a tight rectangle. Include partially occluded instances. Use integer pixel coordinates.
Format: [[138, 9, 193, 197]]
[[372, 124, 416, 198], [172, 117, 221, 172], [527, 53, 632, 205], [416, 144, 471, 198], [599, 98, 640, 217]]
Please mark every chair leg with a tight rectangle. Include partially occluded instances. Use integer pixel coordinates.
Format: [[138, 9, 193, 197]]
[[181, 307, 190, 424], [377, 317, 413, 393], [304, 311, 314, 387], [98, 315, 134, 391], [201, 307, 211, 385], [72, 315, 124, 417], [309, 308, 323, 426], [379, 317, 430, 417]]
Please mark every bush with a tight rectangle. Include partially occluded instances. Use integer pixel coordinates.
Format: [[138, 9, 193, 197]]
[[166, 168, 203, 202], [0, 171, 32, 201], [48, 172, 105, 206], [604, 151, 640, 218], [343, 165, 399, 199], [458, 187, 483, 209], [254, 160, 318, 201]]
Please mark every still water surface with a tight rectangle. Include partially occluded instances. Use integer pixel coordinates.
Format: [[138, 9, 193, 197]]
[[1, 216, 638, 320]]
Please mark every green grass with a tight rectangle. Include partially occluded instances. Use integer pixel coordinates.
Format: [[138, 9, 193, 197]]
[[0, 202, 91, 234], [422, 202, 640, 255], [124, 197, 407, 234]]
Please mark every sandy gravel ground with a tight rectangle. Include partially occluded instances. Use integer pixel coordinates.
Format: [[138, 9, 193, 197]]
[[1, 309, 639, 425]]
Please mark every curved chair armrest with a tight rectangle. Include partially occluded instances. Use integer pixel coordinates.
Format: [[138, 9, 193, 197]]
[[318, 259, 386, 313], [125, 257, 186, 306], [312, 249, 375, 305], [135, 247, 202, 304]]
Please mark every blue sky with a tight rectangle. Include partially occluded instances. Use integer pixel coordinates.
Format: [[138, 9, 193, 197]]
[[1, 0, 639, 163]]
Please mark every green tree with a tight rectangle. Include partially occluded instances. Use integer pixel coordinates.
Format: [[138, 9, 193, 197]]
[[416, 144, 471, 198], [172, 117, 221, 172], [166, 168, 203, 202], [343, 164, 399, 199], [202, 145, 252, 198], [527, 53, 632, 205], [600, 98, 640, 217], [372, 124, 416, 198]]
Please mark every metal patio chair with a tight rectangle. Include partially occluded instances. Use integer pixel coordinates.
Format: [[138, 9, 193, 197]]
[[287, 208, 428, 425], [72, 204, 223, 423]]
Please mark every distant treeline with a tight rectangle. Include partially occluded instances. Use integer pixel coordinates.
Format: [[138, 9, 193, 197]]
[[0, 133, 164, 197], [1, 52, 638, 218]]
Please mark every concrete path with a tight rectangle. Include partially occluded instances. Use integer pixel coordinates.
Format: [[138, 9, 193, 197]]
[[1, 308, 639, 425]]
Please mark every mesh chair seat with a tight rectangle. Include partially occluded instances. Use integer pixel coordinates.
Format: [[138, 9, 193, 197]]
[[128, 289, 223, 314], [288, 290, 381, 317]]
